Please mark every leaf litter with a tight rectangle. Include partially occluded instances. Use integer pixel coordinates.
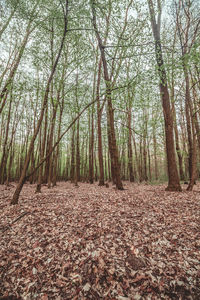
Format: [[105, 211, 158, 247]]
[[0, 182, 200, 299]]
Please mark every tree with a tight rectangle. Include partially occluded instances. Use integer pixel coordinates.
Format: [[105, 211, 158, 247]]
[[175, 0, 199, 190], [91, 0, 123, 190], [147, 0, 182, 191], [10, 0, 69, 205]]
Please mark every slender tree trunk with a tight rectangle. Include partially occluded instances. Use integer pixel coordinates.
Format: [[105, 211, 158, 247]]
[[70, 125, 75, 183], [187, 113, 197, 191], [147, 140, 152, 181], [6, 146, 14, 185], [10, 0, 69, 204], [183, 67, 197, 190], [35, 126, 43, 192], [83, 136, 88, 182], [52, 71, 65, 186], [89, 58, 96, 184], [76, 118, 80, 183], [185, 64, 197, 190], [143, 110, 148, 182], [47, 102, 58, 188], [96, 59, 105, 186], [127, 109, 134, 182], [25, 99, 98, 184], [91, 1, 123, 190], [0, 93, 12, 183], [0, 1, 38, 114], [0, 1, 19, 40], [153, 125, 158, 180], [52, 107, 62, 186], [139, 137, 143, 182], [175, 0, 199, 189], [147, 0, 181, 191], [171, 99, 185, 181], [192, 84, 200, 158], [89, 108, 94, 184], [36, 88, 48, 192], [132, 125, 139, 180]]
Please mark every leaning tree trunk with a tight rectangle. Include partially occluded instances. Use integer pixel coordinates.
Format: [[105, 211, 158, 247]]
[[0, 1, 38, 114], [10, 0, 69, 205], [26, 99, 98, 187], [0, 2, 19, 40]]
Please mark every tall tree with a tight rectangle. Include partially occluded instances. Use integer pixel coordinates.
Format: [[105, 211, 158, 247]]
[[10, 0, 69, 205], [91, 0, 123, 190], [147, 0, 182, 191], [175, 0, 199, 190]]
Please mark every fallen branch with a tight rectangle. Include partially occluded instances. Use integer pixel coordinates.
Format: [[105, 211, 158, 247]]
[[1, 211, 31, 233]]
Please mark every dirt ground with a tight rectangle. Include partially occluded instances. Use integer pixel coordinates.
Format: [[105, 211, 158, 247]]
[[0, 182, 200, 299]]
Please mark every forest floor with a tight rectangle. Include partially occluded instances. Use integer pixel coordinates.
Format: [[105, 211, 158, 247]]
[[0, 182, 200, 300]]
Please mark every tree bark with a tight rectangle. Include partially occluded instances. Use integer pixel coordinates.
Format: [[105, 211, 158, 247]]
[[127, 109, 134, 182], [91, 0, 123, 190], [76, 118, 80, 183], [96, 59, 104, 186], [70, 125, 75, 183], [147, 0, 181, 191], [10, 0, 69, 205], [89, 108, 94, 184]]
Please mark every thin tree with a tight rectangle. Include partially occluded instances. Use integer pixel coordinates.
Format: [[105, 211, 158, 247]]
[[10, 0, 69, 205], [147, 0, 182, 191], [91, 0, 123, 190]]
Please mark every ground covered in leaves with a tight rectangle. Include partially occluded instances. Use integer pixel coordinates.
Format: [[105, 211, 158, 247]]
[[0, 182, 200, 300]]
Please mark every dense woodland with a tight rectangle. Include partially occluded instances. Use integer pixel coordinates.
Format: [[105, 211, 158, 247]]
[[0, 1, 200, 299], [0, 0, 200, 199]]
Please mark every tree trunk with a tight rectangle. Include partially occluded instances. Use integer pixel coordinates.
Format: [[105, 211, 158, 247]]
[[127, 108, 134, 182], [171, 99, 185, 181], [47, 101, 58, 188], [0, 93, 12, 183], [91, 1, 123, 190], [143, 110, 148, 182], [0, 2, 38, 114], [147, 0, 181, 191], [96, 59, 104, 186], [153, 125, 158, 180], [183, 66, 197, 191], [89, 108, 94, 184], [10, 0, 69, 204], [76, 119, 80, 183], [70, 125, 75, 183]]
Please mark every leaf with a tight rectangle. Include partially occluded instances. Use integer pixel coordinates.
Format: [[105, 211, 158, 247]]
[[32, 267, 37, 275], [83, 283, 91, 292]]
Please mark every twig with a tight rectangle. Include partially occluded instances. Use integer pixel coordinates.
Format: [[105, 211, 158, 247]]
[[1, 211, 31, 233]]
